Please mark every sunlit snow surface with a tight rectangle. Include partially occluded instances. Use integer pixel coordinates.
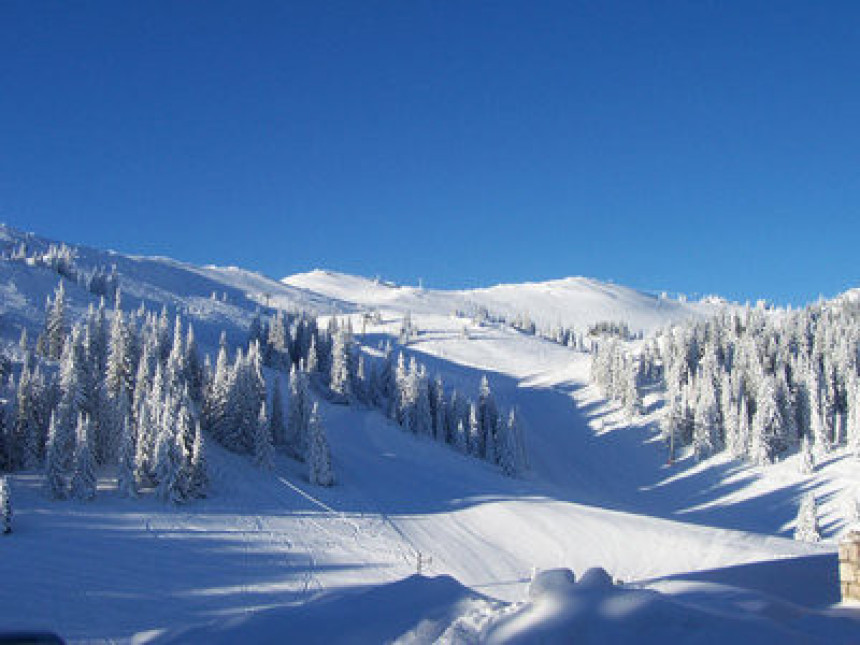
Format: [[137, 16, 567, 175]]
[[0, 226, 858, 642]]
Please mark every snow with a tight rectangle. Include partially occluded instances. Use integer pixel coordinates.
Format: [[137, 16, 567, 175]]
[[1, 224, 859, 642]]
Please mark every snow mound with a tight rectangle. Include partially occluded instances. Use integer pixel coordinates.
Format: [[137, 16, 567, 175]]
[[483, 567, 860, 645], [141, 575, 493, 645]]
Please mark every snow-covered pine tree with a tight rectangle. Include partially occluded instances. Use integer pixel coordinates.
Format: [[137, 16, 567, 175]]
[[184, 323, 204, 405], [354, 355, 368, 404], [467, 403, 481, 457], [394, 353, 409, 425], [751, 376, 784, 466], [794, 492, 821, 542], [13, 361, 43, 469], [478, 375, 499, 459], [45, 281, 68, 360], [693, 380, 719, 460], [253, 401, 274, 470], [306, 334, 319, 374], [0, 477, 11, 534], [286, 364, 311, 459], [44, 412, 69, 499], [154, 397, 189, 504], [413, 366, 433, 438], [307, 403, 333, 487], [187, 422, 209, 499], [117, 414, 138, 498], [106, 298, 135, 403], [70, 414, 97, 501], [329, 326, 353, 399], [202, 336, 231, 442], [432, 375, 447, 443]]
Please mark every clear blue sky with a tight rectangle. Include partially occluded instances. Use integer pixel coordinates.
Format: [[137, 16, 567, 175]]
[[2, 2, 859, 305]]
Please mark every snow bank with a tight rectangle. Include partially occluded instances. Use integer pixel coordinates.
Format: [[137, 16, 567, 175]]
[[141, 575, 493, 645], [482, 567, 860, 645]]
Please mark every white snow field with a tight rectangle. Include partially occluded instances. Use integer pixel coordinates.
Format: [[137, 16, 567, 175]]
[[1, 226, 858, 643]]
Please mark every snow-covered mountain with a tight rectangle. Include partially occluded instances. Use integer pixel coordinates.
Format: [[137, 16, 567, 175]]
[[283, 269, 722, 335], [1, 225, 858, 643]]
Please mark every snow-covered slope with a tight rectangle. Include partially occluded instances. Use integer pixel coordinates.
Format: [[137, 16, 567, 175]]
[[1, 226, 858, 643], [283, 269, 722, 334], [0, 225, 349, 352]]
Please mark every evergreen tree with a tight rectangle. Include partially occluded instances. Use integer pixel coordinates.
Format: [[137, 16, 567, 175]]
[[329, 326, 353, 399], [413, 366, 433, 438], [184, 323, 204, 404], [287, 364, 310, 459], [751, 377, 783, 465], [693, 381, 719, 460], [70, 414, 97, 501], [306, 335, 319, 374], [432, 375, 447, 443], [794, 493, 821, 542], [117, 414, 138, 498], [468, 403, 481, 457], [188, 422, 209, 499], [203, 338, 231, 441], [307, 403, 333, 486], [44, 412, 69, 499], [155, 399, 189, 504], [478, 376, 498, 458], [45, 281, 68, 360], [253, 402, 274, 470]]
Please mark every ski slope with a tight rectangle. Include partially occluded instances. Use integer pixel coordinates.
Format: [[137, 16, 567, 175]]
[[283, 269, 722, 335], [0, 226, 858, 642]]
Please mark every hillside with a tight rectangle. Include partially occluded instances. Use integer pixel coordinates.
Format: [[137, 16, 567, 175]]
[[283, 269, 721, 335], [0, 226, 857, 643]]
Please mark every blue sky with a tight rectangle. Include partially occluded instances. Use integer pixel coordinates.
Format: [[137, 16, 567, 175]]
[[2, 2, 859, 305]]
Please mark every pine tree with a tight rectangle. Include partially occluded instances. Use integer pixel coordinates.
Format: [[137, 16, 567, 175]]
[[468, 403, 481, 457], [187, 422, 209, 499], [253, 402, 274, 470], [154, 400, 189, 504], [106, 300, 134, 403], [307, 403, 333, 486], [203, 338, 231, 441], [751, 376, 783, 465], [44, 412, 69, 499], [478, 376, 498, 458], [432, 375, 447, 443], [329, 327, 352, 399], [693, 381, 719, 460], [287, 364, 310, 459], [413, 366, 433, 438], [45, 281, 68, 360], [184, 323, 204, 404], [70, 414, 97, 501], [794, 493, 821, 542], [0, 477, 11, 534], [117, 414, 138, 498], [306, 335, 319, 374]]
